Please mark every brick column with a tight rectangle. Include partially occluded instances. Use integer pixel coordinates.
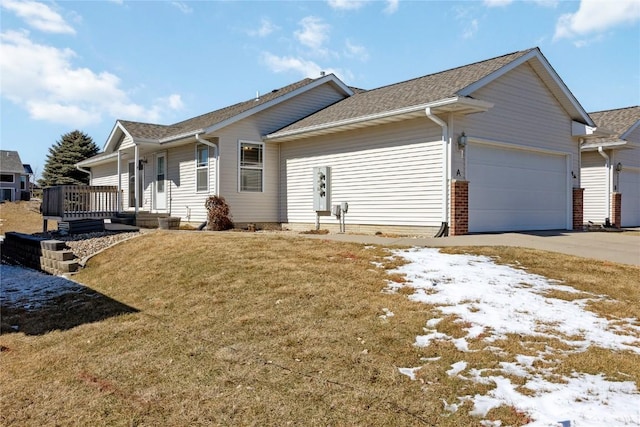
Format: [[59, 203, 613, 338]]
[[611, 192, 622, 229], [572, 188, 584, 231], [450, 180, 469, 236]]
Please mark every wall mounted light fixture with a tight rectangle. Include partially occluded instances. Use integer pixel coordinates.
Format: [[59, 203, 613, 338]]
[[458, 132, 468, 149], [615, 162, 623, 172]]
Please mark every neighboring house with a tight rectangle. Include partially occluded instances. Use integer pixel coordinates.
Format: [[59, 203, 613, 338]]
[[0, 150, 31, 202], [581, 106, 640, 227], [78, 47, 603, 235]]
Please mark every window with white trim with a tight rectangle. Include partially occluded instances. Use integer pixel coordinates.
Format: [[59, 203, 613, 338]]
[[239, 141, 263, 192], [196, 144, 209, 192], [1, 174, 14, 183]]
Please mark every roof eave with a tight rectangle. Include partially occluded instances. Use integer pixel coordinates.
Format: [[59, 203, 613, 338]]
[[580, 140, 629, 152], [265, 96, 494, 142], [201, 74, 354, 137], [459, 48, 595, 127]]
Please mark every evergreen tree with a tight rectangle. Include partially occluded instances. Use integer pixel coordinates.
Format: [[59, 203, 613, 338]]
[[38, 130, 100, 187]]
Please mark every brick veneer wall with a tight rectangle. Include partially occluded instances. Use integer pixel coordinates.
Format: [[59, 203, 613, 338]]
[[611, 192, 622, 229], [572, 188, 584, 230], [450, 180, 469, 236]]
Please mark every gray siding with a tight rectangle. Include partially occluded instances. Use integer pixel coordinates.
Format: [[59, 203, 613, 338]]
[[452, 63, 580, 181], [280, 118, 444, 227], [582, 150, 608, 223]]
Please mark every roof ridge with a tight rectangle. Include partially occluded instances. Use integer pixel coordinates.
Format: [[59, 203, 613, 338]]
[[360, 47, 537, 94], [589, 105, 640, 115]]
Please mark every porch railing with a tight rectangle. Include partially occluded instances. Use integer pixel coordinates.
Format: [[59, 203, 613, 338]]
[[41, 185, 120, 220]]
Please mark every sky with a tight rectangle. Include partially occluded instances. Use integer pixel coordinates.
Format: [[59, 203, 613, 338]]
[[1, 0, 639, 180], [3, 246, 639, 425]]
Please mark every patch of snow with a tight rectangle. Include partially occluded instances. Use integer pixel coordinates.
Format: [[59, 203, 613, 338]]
[[398, 367, 420, 381], [0, 264, 84, 310], [390, 248, 640, 426]]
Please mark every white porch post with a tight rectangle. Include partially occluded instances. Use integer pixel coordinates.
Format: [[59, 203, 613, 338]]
[[134, 145, 139, 215], [117, 150, 122, 211]]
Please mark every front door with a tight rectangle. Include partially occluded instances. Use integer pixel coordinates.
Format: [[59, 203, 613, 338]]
[[155, 153, 167, 211]]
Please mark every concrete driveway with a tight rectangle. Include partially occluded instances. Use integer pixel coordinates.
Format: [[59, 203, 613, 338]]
[[302, 230, 640, 266]]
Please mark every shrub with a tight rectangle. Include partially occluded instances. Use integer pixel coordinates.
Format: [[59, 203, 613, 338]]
[[204, 196, 233, 231]]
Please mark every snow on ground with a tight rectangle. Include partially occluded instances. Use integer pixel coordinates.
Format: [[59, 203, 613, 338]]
[[389, 248, 640, 427], [0, 264, 85, 310]]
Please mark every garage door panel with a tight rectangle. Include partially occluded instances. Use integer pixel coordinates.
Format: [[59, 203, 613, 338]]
[[468, 144, 568, 232], [620, 170, 640, 227]]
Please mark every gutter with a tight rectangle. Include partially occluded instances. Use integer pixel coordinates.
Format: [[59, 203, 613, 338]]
[[265, 97, 493, 142], [195, 133, 220, 196], [76, 164, 92, 182], [597, 146, 611, 221], [425, 107, 449, 237]]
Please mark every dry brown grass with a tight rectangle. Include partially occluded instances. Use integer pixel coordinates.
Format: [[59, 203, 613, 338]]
[[1, 234, 638, 426], [0, 200, 56, 234]]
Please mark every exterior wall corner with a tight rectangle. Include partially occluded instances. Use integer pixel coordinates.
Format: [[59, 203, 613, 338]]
[[450, 180, 469, 236]]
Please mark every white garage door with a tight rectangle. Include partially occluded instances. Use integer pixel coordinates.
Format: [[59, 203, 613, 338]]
[[467, 144, 569, 232], [620, 169, 640, 227]]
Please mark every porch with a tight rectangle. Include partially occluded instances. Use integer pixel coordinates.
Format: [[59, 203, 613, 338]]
[[41, 185, 171, 232]]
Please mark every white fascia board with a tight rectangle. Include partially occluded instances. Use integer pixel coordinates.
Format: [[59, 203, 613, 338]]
[[580, 140, 628, 152], [103, 121, 132, 152], [265, 97, 493, 141], [158, 129, 204, 144], [572, 121, 614, 137], [459, 48, 594, 127], [620, 119, 640, 140], [76, 151, 120, 167], [201, 74, 354, 136]]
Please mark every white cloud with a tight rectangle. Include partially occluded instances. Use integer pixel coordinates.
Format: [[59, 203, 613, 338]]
[[462, 18, 479, 39], [344, 39, 369, 61], [327, 0, 367, 10], [384, 0, 399, 14], [248, 18, 279, 37], [483, 0, 513, 6], [261, 52, 324, 78], [0, 30, 182, 127], [554, 0, 640, 42], [170, 1, 192, 14], [294, 16, 330, 51], [0, 0, 75, 34]]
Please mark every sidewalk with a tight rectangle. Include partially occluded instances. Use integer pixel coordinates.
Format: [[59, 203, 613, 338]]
[[300, 230, 640, 267]]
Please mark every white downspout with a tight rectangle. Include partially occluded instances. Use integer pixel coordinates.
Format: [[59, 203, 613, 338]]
[[597, 146, 611, 221], [75, 164, 92, 182], [195, 134, 220, 196], [425, 108, 449, 225]]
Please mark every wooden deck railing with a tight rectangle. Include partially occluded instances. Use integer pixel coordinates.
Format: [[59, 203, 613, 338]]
[[41, 185, 120, 220]]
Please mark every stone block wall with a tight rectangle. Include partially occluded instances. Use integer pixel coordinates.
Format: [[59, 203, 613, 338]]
[[1, 232, 79, 275]]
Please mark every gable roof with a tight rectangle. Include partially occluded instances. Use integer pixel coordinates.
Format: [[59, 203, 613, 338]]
[[103, 74, 353, 150], [0, 150, 26, 174], [580, 106, 640, 151], [590, 106, 640, 140], [266, 47, 593, 142]]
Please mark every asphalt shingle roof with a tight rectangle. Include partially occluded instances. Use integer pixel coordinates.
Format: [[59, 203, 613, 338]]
[[589, 106, 640, 140], [0, 150, 26, 174], [270, 48, 534, 135], [118, 78, 318, 140]]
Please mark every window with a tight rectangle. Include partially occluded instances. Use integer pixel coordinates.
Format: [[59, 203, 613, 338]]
[[239, 141, 263, 192], [196, 144, 209, 192], [20, 176, 27, 190], [1, 174, 14, 183]]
